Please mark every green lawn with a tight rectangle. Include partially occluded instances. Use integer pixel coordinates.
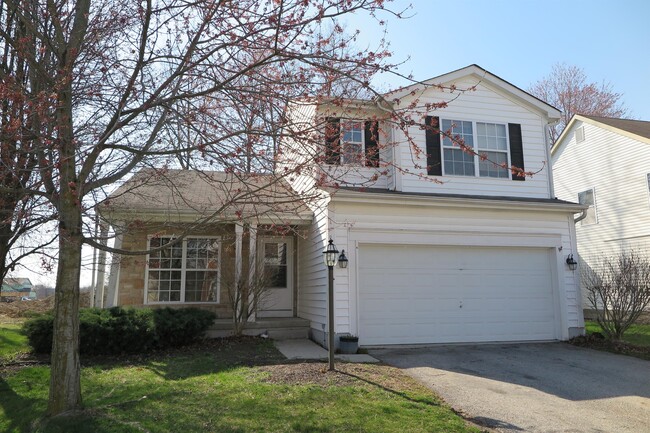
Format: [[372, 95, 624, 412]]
[[585, 320, 650, 347], [0, 336, 478, 433], [0, 323, 29, 362]]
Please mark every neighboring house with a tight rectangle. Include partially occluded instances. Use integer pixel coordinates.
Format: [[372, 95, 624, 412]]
[[551, 114, 650, 280], [104, 64, 586, 347], [1, 278, 34, 301]]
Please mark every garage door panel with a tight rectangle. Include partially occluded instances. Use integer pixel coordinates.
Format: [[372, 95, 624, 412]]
[[358, 245, 557, 345]]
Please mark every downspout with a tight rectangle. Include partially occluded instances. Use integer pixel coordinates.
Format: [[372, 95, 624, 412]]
[[574, 209, 588, 224]]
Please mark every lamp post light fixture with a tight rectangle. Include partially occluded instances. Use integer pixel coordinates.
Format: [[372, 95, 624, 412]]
[[322, 239, 339, 371], [566, 254, 578, 271]]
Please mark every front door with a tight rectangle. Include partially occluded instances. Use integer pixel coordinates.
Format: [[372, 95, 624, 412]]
[[257, 237, 293, 317]]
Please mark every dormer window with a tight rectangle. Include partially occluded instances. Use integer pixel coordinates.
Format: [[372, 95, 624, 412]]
[[325, 118, 379, 167]]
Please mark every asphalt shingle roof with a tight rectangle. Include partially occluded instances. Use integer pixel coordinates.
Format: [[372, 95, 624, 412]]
[[581, 115, 650, 141]]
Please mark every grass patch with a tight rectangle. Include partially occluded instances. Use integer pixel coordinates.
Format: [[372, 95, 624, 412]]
[[585, 321, 650, 347], [0, 339, 479, 433], [0, 323, 30, 362]]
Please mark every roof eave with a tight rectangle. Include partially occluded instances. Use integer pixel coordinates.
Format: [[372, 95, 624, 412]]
[[332, 189, 586, 213]]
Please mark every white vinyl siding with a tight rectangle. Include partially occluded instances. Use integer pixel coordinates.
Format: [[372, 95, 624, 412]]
[[553, 120, 650, 294], [296, 198, 330, 331], [393, 78, 552, 198]]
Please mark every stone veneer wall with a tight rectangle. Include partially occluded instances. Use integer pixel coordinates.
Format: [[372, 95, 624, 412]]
[[116, 224, 243, 319]]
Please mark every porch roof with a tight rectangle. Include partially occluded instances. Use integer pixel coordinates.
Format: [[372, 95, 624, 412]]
[[102, 169, 314, 225]]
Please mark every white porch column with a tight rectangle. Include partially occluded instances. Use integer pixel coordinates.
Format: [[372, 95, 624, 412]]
[[247, 223, 257, 322], [105, 230, 123, 307], [234, 224, 244, 320], [235, 224, 244, 283], [94, 223, 109, 308]]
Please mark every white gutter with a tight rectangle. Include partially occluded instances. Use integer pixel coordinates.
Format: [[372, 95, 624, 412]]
[[332, 189, 587, 213]]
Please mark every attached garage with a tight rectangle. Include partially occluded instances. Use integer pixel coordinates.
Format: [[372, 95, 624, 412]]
[[358, 244, 558, 345]]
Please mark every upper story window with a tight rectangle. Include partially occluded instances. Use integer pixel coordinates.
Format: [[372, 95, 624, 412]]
[[578, 189, 597, 225], [424, 116, 525, 181], [477, 122, 509, 178], [440, 119, 510, 178], [341, 121, 364, 165], [442, 119, 475, 176], [146, 237, 220, 303], [325, 118, 379, 167]]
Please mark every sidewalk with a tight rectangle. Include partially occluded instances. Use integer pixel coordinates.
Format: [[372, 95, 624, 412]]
[[274, 339, 379, 363]]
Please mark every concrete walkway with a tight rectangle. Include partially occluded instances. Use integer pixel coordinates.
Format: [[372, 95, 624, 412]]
[[274, 339, 379, 363]]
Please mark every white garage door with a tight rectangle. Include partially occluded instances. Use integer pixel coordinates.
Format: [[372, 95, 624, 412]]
[[358, 244, 557, 345]]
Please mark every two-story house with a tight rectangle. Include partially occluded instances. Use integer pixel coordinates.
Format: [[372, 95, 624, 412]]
[[552, 114, 650, 285], [103, 65, 585, 347]]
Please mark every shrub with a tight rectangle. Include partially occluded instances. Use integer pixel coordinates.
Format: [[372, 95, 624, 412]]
[[582, 251, 650, 340], [153, 308, 216, 347], [79, 307, 156, 354], [23, 307, 216, 355], [23, 313, 54, 353]]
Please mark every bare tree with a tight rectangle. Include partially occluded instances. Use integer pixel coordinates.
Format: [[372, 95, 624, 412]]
[[0, 1, 57, 287], [582, 252, 650, 340], [0, 0, 410, 416], [220, 243, 271, 337], [528, 63, 629, 143]]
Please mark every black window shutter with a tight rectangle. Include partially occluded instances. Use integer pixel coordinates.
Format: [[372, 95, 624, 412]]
[[325, 117, 340, 165], [425, 116, 442, 176], [508, 123, 525, 181], [364, 121, 379, 167]]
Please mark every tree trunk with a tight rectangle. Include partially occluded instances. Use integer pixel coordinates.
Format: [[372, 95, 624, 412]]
[[47, 206, 83, 415]]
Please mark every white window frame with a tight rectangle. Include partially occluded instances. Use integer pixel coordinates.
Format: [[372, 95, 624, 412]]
[[144, 236, 221, 304], [259, 236, 293, 290], [340, 119, 365, 165], [578, 188, 598, 226], [440, 118, 511, 179]]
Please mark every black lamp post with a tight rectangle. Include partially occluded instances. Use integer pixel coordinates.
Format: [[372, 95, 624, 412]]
[[322, 239, 338, 371]]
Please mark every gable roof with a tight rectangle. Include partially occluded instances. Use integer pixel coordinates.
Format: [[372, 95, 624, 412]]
[[551, 114, 650, 155], [383, 64, 561, 121], [102, 169, 313, 224]]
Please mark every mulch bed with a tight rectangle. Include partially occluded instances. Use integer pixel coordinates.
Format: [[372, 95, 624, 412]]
[[257, 361, 437, 397], [569, 333, 650, 360], [258, 362, 358, 386]]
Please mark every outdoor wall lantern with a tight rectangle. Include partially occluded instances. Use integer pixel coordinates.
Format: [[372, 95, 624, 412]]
[[566, 254, 578, 271], [322, 239, 339, 371], [338, 250, 348, 269]]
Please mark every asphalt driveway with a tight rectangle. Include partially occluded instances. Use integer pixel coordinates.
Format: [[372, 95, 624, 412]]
[[370, 343, 650, 433]]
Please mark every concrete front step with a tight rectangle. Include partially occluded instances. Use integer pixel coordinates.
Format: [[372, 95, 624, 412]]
[[206, 317, 310, 340]]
